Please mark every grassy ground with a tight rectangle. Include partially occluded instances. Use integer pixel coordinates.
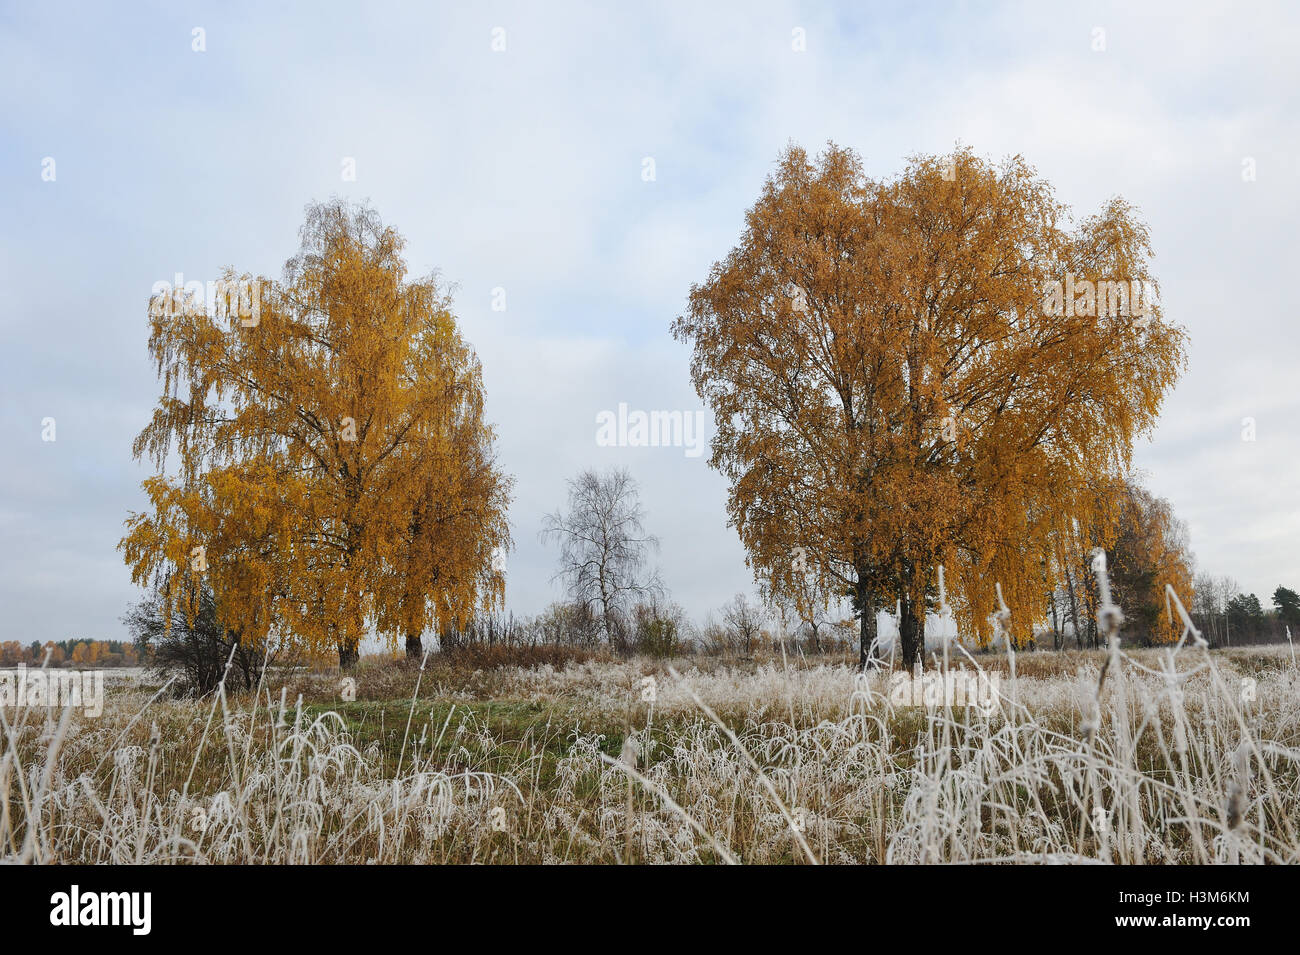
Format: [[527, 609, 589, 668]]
[[3, 641, 1298, 864]]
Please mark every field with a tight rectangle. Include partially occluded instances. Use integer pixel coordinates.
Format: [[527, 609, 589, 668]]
[[4, 639, 1298, 865]]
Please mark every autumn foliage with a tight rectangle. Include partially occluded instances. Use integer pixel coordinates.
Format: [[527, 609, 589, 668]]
[[673, 143, 1188, 666], [120, 200, 512, 668], [1107, 481, 1195, 645]]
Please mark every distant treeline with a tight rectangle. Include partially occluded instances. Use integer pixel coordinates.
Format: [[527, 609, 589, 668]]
[[1189, 583, 1300, 649], [0, 639, 144, 668]]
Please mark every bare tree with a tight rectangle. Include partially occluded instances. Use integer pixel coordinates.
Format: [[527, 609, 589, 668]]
[[723, 593, 766, 657], [1191, 573, 1242, 646], [540, 468, 661, 651], [1218, 575, 1242, 646], [1193, 571, 1220, 643], [122, 578, 270, 696], [769, 580, 835, 654]]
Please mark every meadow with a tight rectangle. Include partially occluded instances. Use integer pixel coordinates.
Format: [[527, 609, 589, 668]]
[[4, 636, 1297, 865]]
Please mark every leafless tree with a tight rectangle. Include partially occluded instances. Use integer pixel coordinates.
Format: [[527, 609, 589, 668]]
[[540, 467, 661, 651], [769, 581, 835, 654], [723, 593, 766, 657], [1193, 571, 1219, 642], [1191, 572, 1242, 646]]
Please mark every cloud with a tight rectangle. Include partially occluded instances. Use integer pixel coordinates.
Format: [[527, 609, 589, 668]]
[[2, 0, 1297, 640]]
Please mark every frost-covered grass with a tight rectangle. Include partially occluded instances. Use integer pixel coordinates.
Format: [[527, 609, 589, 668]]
[[3, 640, 1298, 864]]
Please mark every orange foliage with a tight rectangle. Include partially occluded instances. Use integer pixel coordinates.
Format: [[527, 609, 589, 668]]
[[120, 201, 513, 666], [1107, 480, 1195, 645], [673, 143, 1187, 665]]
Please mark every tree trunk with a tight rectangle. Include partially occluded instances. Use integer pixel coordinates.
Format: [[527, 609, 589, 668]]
[[1049, 589, 1061, 650], [338, 640, 359, 671], [1063, 562, 1083, 650], [899, 585, 926, 671], [405, 633, 423, 662], [857, 575, 878, 669]]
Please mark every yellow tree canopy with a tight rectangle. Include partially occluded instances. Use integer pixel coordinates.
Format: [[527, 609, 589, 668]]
[[1106, 479, 1195, 645], [673, 143, 1187, 664], [121, 200, 513, 666]]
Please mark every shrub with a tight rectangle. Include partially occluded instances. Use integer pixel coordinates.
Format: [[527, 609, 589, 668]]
[[122, 583, 267, 696]]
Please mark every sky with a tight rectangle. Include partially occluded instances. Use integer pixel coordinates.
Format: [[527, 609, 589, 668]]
[[2, 0, 1298, 644]]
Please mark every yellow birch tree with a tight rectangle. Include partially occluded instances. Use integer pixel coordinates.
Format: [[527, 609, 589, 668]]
[[673, 143, 1187, 667], [120, 200, 512, 668]]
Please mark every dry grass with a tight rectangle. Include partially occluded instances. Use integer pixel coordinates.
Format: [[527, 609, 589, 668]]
[[4, 628, 1299, 864]]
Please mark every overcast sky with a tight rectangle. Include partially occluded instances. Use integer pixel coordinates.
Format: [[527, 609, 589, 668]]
[[2, 1, 1298, 643]]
